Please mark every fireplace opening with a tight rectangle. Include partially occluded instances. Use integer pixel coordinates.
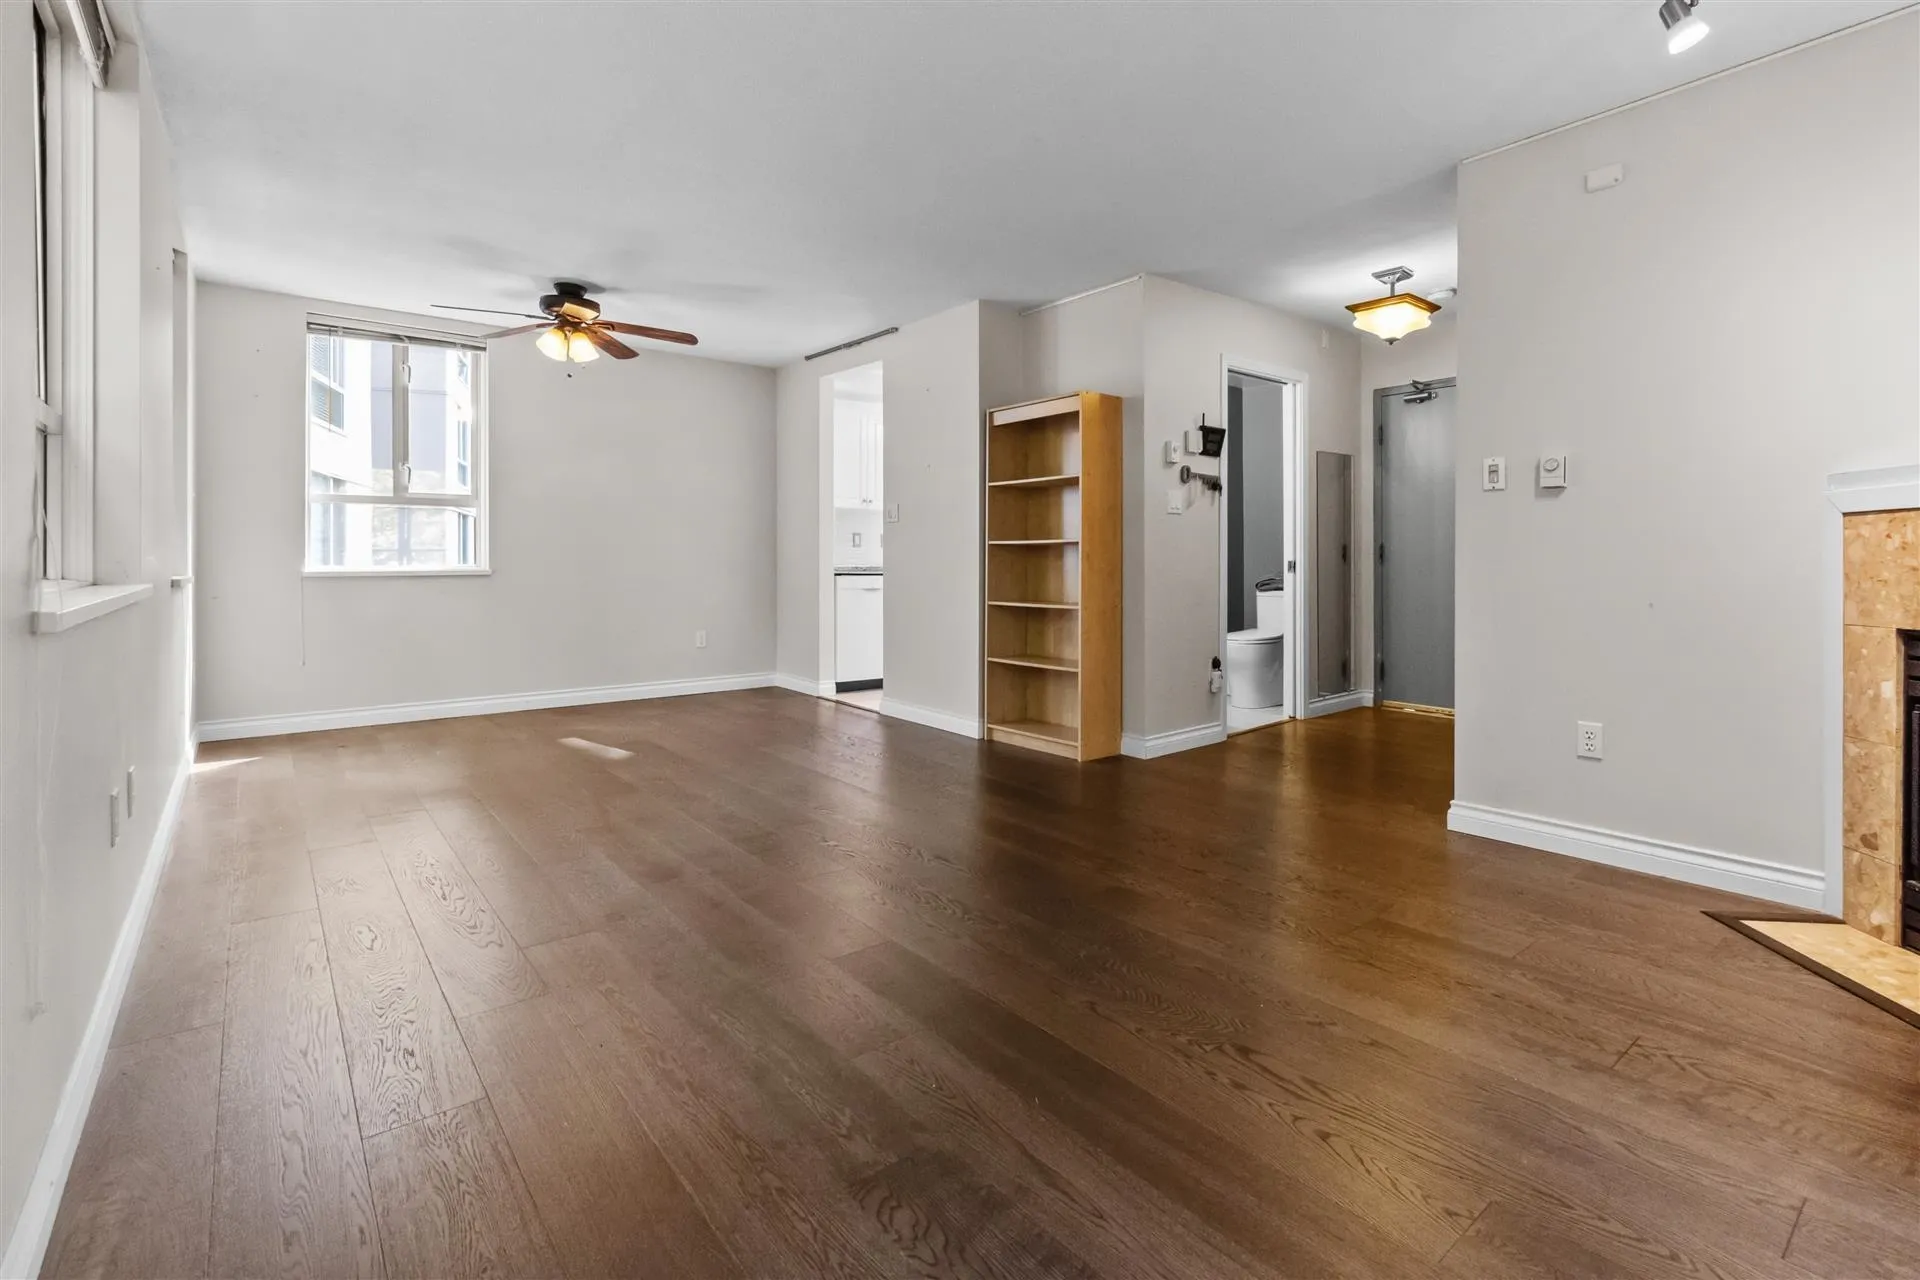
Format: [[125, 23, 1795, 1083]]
[[1902, 634, 1920, 951]]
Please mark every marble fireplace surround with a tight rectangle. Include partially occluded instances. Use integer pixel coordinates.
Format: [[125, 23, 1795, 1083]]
[[1833, 466, 1920, 944]]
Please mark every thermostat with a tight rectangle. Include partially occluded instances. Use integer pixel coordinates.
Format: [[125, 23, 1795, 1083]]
[[1539, 455, 1568, 489]]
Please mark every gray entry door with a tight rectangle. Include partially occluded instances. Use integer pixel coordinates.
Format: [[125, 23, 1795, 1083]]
[[1376, 382, 1456, 709]]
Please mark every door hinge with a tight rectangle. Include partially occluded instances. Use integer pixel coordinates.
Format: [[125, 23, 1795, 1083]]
[[1377, 543, 1385, 564], [1378, 655, 1386, 680], [1377, 422, 1384, 446], [1340, 542, 1348, 564], [1340, 659, 1349, 682], [1287, 559, 1296, 573]]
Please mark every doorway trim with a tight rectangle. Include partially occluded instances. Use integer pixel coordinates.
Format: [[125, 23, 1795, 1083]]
[[1372, 377, 1458, 708], [1217, 357, 1310, 737]]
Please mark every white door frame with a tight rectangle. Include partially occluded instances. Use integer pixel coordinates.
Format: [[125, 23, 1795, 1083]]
[[1217, 358, 1310, 734]]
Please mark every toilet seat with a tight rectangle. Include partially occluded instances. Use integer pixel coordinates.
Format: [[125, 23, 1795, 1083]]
[[1227, 628, 1284, 645]]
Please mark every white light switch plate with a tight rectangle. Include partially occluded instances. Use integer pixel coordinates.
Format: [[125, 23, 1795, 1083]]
[[1482, 457, 1507, 491], [1166, 489, 1186, 514], [883, 503, 899, 523], [1163, 440, 1182, 465]]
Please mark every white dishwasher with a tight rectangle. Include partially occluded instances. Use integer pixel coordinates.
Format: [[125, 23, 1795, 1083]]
[[834, 573, 884, 686]]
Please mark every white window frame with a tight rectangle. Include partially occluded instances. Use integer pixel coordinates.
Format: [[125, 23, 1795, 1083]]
[[302, 320, 489, 577], [32, 0, 99, 589]]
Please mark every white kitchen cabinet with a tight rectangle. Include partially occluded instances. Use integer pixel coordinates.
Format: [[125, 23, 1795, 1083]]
[[833, 406, 882, 508], [834, 575, 884, 683]]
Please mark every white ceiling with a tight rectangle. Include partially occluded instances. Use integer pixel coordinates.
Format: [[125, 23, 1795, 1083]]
[[134, 0, 1909, 365]]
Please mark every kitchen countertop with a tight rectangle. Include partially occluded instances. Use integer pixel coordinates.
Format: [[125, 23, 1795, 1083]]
[[834, 567, 885, 576]]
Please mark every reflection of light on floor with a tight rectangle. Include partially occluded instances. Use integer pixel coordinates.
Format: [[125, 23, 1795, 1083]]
[[191, 756, 256, 774], [558, 736, 635, 761]]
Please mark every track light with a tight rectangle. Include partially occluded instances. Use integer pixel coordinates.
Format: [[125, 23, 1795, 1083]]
[[1659, 0, 1709, 54]]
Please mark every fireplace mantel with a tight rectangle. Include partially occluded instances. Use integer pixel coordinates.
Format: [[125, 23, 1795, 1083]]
[[1833, 469, 1920, 950]]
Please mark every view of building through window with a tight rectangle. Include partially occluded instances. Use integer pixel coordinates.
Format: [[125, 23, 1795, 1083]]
[[306, 330, 482, 570]]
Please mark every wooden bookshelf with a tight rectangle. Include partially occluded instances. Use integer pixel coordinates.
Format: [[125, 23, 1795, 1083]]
[[982, 392, 1122, 761]]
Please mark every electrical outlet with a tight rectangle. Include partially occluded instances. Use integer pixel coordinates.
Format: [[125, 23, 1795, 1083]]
[[851, 531, 862, 548], [695, 629, 708, 649], [1577, 721, 1604, 759], [126, 767, 136, 817], [109, 791, 122, 846]]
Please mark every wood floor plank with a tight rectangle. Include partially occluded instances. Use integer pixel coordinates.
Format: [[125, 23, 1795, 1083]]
[[458, 993, 742, 1278], [58, 700, 1920, 1280], [362, 1099, 560, 1280], [211, 910, 383, 1279], [421, 793, 587, 945], [311, 842, 485, 1136], [42, 1024, 222, 1279], [371, 810, 546, 1017]]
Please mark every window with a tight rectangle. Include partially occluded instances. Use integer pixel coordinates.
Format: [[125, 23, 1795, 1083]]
[[304, 326, 486, 572], [31, 3, 61, 581]]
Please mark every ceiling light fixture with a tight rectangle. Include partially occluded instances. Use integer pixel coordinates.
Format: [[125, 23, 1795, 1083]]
[[1658, 0, 1709, 54], [566, 330, 600, 363], [1346, 267, 1440, 344], [535, 326, 570, 361]]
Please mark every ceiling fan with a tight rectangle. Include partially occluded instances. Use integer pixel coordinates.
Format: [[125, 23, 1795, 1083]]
[[433, 281, 698, 363]]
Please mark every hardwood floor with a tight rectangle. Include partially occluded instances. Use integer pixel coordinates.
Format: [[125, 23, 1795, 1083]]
[[42, 693, 1920, 1279]]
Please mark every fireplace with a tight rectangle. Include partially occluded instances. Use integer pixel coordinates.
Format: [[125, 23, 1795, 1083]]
[[1903, 634, 1920, 951]]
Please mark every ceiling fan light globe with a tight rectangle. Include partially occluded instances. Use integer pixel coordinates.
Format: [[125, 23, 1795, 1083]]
[[567, 331, 600, 363], [535, 327, 570, 361]]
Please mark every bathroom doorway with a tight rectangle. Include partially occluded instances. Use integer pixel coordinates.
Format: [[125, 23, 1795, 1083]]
[[1219, 365, 1305, 736]]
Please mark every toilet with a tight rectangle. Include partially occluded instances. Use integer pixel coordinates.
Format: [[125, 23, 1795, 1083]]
[[1226, 584, 1287, 709]]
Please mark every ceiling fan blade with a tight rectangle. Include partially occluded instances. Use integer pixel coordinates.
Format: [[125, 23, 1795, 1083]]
[[583, 327, 639, 360], [433, 304, 548, 319], [481, 323, 552, 339], [597, 321, 699, 346]]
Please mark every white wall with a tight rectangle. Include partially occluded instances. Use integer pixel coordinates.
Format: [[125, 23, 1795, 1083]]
[[1141, 276, 1362, 737], [1453, 14, 1920, 886], [1, 25, 193, 1263], [194, 284, 776, 728], [775, 300, 1020, 727]]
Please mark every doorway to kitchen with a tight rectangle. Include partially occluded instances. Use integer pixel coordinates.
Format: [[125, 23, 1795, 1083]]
[[1374, 378, 1456, 713], [829, 362, 884, 709], [1220, 365, 1306, 736]]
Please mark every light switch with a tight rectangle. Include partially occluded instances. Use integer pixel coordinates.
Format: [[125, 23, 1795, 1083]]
[[1166, 489, 1186, 514], [1482, 457, 1507, 491], [1539, 455, 1568, 489], [1163, 439, 1182, 465], [883, 503, 899, 523]]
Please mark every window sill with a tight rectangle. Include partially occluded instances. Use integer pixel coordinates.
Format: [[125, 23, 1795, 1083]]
[[302, 568, 492, 579], [31, 580, 154, 634]]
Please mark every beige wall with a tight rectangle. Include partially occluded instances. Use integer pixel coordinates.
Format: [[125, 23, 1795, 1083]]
[[194, 284, 777, 728], [0, 26, 193, 1262], [1141, 276, 1362, 738], [774, 300, 1019, 729], [1453, 14, 1920, 886]]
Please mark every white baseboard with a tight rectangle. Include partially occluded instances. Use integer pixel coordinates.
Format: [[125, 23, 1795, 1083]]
[[1446, 801, 1826, 909], [1306, 689, 1374, 717], [1121, 722, 1228, 759], [197, 672, 778, 742], [769, 672, 835, 698], [878, 696, 983, 740], [1, 756, 192, 1280]]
